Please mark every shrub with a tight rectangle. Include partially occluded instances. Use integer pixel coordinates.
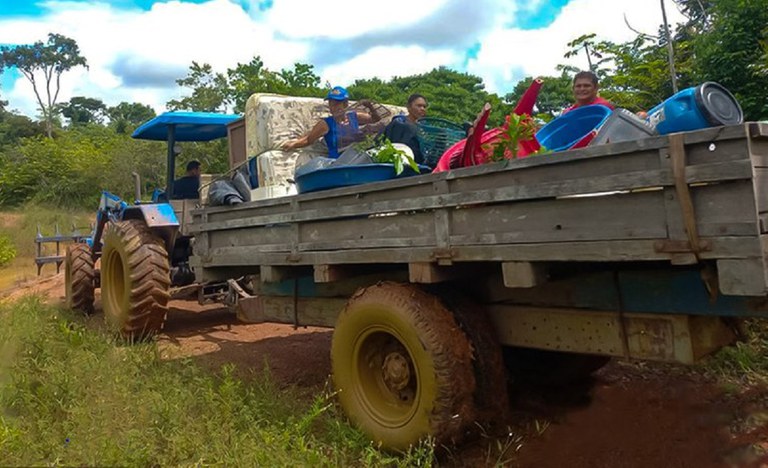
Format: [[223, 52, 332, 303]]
[[0, 234, 16, 266]]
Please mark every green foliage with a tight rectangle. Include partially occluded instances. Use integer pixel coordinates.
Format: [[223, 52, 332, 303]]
[[0, 234, 15, 267], [167, 61, 230, 113], [689, 0, 768, 120], [0, 33, 88, 137], [59, 96, 107, 126], [564, 33, 602, 71], [227, 58, 323, 112], [486, 114, 540, 162], [702, 320, 768, 385], [0, 127, 167, 208], [167, 57, 324, 113], [0, 298, 435, 466], [106, 101, 156, 135], [372, 139, 419, 175], [0, 111, 47, 149], [349, 67, 514, 127]]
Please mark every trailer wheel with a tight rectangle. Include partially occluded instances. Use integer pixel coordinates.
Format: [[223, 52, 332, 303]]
[[64, 243, 95, 314], [101, 219, 170, 341], [438, 293, 509, 428], [332, 282, 476, 451], [503, 347, 610, 386]]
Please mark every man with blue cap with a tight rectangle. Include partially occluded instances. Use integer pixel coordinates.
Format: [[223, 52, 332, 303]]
[[281, 86, 381, 158]]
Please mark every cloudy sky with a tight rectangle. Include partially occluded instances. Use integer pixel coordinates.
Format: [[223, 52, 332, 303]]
[[0, 0, 684, 117]]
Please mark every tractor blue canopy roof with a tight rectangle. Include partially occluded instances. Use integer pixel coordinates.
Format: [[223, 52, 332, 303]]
[[131, 111, 241, 141]]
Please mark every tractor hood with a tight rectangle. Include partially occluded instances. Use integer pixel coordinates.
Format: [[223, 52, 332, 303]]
[[131, 111, 241, 141]]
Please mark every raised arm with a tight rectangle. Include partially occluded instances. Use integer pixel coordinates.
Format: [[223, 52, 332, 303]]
[[355, 99, 381, 125], [281, 119, 330, 151]]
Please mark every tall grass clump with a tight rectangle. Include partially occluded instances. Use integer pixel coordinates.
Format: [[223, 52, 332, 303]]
[[0, 235, 14, 267], [702, 319, 768, 385], [0, 297, 434, 466]]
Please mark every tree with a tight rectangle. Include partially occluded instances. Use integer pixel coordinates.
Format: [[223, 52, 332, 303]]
[[689, 0, 768, 120], [505, 72, 574, 121], [60, 96, 107, 126], [564, 33, 603, 72], [0, 33, 88, 137], [226, 57, 323, 112], [107, 102, 156, 134], [349, 67, 513, 126], [166, 62, 229, 112]]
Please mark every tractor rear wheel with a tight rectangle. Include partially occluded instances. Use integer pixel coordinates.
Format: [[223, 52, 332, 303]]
[[64, 243, 95, 314], [331, 282, 476, 451], [101, 219, 170, 341]]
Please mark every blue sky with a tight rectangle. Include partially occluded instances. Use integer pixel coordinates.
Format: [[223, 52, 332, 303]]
[[0, 0, 683, 117]]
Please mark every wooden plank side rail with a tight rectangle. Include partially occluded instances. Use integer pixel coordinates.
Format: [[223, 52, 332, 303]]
[[190, 124, 768, 296]]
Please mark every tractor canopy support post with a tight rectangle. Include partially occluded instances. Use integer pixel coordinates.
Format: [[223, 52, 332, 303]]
[[166, 124, 176, 199]]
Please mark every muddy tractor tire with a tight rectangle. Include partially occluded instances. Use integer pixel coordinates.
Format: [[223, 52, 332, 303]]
[[503, 347, 610, 386], [64, 243, 95, 314], [438, 293, 509, 428], [101, 219, 171, 341], [331, 282, 476, 451]]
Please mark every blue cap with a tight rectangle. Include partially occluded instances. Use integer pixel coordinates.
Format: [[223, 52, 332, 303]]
[[325, 86, 349, 101]]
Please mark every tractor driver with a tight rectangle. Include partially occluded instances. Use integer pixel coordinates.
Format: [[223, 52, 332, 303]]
[[172, 160, 201, 199]]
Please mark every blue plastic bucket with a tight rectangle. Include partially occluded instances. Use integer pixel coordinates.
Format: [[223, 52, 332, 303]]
[[646, 82, 743, 135], [536, 105, 613, 152]]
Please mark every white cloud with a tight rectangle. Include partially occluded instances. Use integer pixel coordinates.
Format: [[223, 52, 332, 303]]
[[265, 0, 449, 39], [467, 0, 686, 93], [321, 45, 457, 86], [0, 0, 686, 117], [1, 0, 307, 116]]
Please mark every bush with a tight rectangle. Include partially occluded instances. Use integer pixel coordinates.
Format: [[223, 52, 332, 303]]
[[0, 234, 16, 266]]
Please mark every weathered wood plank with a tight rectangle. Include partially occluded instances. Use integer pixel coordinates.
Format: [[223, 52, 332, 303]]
[[502, 261, 547, 288], [408, 262, 470, 283], [235, 295, 344, 327], [194, 236, 763, 267], [260, 265, 311, 283], [192, 160, 753, 234], [717, 258, 768, 296]]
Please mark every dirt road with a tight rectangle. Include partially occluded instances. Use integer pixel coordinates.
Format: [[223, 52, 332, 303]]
[[4, 273, 768, 467]]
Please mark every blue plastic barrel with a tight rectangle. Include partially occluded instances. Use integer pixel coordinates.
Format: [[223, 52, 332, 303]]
[[536, 105, 613, 152], [646, 82, 743, 135]]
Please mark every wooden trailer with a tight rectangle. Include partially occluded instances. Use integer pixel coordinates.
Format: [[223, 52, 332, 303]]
[[189, 123, 768, 450]]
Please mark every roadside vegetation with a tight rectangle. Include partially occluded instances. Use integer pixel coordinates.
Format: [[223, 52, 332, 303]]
[[0, 206, 92, 291], [702, 320, 768, 387], [0, 297, 435, 466]]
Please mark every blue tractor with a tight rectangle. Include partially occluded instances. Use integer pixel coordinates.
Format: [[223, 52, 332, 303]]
[[64, 111, 241, 340]]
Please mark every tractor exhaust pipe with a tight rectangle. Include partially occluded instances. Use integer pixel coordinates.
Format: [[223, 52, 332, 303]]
[[131, 172, 141, 203]]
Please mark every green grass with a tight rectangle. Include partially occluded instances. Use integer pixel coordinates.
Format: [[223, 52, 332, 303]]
[[0, 297, 435, 466], [702, 319, 768, 386]]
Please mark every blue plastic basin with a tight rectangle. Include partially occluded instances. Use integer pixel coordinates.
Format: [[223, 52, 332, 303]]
[[295, 163, 429, 194], [536, 105, 613, 152]]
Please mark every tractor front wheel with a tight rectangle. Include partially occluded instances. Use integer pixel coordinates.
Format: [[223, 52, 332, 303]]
[[64, 243, 95, 314], [331, 282, 476, 451], [101, 219, 170, 341]]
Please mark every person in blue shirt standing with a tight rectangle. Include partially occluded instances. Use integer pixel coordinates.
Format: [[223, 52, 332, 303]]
[[281, 86, 381, 157]]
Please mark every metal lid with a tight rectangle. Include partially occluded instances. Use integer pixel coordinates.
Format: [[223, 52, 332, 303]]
[[694, 82, 743, 126]]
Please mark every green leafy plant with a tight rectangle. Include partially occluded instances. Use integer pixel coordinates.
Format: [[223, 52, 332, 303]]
[[485, 113, 548, 163], [0, 234, 16, 267], [355, 136, 420, 175]]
